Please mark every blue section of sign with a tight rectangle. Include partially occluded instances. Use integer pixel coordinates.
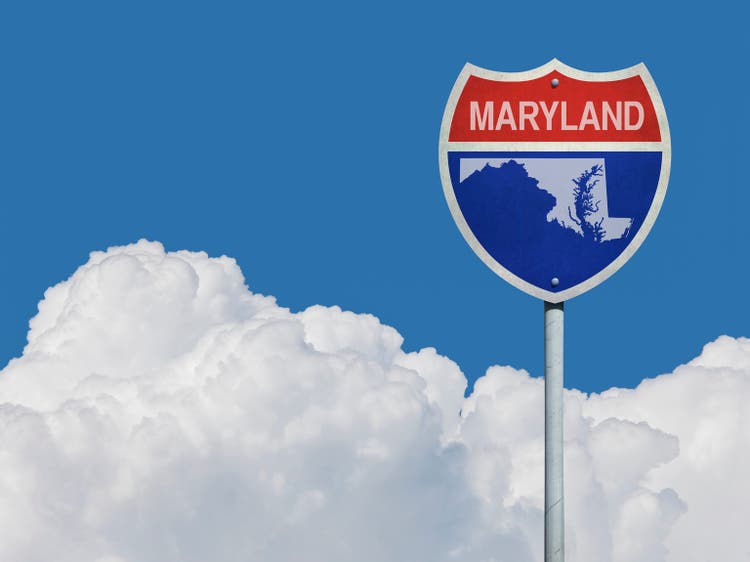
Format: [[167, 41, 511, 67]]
[[448, 152, 662, 292]]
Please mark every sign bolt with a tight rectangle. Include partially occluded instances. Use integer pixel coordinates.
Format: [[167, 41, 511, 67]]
[[551, 277, 560, 287], [551, 78, 559, 88]]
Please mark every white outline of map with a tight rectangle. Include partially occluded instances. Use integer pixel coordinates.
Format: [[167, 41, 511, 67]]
[[459, 158, 633, 241]]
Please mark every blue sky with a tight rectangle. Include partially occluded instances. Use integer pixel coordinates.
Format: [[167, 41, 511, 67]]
[[1, 1, 747, 393]]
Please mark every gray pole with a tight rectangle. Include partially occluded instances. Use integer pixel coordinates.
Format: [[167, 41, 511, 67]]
[[544, 300, 564, 562]]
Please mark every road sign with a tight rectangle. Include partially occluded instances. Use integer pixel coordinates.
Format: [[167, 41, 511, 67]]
[[438, 60, 671, 302]]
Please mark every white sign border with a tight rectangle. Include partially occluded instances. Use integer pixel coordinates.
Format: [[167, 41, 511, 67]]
[[438, 59, 672, 303]]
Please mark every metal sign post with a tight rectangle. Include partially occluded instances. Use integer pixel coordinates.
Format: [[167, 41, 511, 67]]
[[438, 60, 671, 561], [544, 301, 564, 562]]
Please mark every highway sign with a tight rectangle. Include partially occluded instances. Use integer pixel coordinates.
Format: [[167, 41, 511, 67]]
[[438, 60, 671, 302]]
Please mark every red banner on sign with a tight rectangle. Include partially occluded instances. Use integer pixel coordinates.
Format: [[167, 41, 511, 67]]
[[448, 71, 660, 143]]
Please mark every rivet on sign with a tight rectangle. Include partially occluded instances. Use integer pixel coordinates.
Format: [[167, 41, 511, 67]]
[[551, 277, 560, 287], [551, 78, 559, 88]]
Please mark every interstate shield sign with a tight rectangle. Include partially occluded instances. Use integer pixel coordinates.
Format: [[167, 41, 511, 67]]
[[438, 60, 671, 302]]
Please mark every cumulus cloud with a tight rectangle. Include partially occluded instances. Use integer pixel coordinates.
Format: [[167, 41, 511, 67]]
[[0, 240, 747, 562]]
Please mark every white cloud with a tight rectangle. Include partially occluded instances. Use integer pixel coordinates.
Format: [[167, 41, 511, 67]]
[[0, 240, 747, 561], [583, 336, 750, 562]]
